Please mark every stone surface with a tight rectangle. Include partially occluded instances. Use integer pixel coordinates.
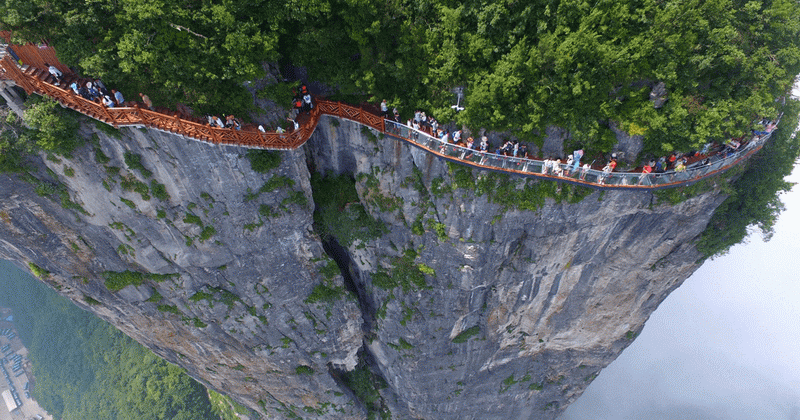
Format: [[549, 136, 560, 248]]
[[0, 115, 729, 419]]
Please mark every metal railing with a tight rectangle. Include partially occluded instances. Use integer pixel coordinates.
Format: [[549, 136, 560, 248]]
[[383, 120, 774, 190]]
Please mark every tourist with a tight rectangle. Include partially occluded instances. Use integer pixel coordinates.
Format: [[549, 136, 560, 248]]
[[45, 63, 62, 86], [102, 95, 115, 108], [87, 82, 100, 100], [580, 163, 590, 180], [112, 89, 125, 106], [94, 78, 109, 96], [553, 158, 564, 177], [638, 162, 652, 185], [655, 156, 666, 173], [598, 158, 616, 185], [381, 99, 388, 118], [139, 92, 155, 110], [78, 84, 92, 100], [571, 147, 584, 174], [518, 143, 528, 159]]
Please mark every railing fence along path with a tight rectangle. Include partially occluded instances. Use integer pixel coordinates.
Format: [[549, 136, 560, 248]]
[[0, 43, 776, 190]]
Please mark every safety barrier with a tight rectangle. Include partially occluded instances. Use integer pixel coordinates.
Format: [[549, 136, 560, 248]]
[[382, 120, 773, 190]]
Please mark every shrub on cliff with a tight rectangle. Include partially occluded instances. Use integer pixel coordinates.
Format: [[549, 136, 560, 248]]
[[246, 149, 281, 173], [311, 172, 388, 246], [21, 96, 81, 155]]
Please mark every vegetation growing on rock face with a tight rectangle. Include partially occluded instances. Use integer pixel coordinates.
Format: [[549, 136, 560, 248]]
[[246, 150, 281, 173], [341, 356, 392, 420], [103, 270, 177, 291], [311, 173, 388, 246], [697, 98, 800, 258], [3, 0, 800, 152], [0, 97, 81, 172], [452, 325, 481, 343]]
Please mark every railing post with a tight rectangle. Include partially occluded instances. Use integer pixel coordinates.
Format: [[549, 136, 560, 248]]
[[173, 113, 184, 136], [101, 103, 114, 127]]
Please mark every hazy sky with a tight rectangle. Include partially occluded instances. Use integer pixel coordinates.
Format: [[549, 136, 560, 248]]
[[560, 163, 800, 420]]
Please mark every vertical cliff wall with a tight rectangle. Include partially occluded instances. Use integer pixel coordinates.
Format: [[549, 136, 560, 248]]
[[0, 116, 727, 419], [305, 116, 726, 419]]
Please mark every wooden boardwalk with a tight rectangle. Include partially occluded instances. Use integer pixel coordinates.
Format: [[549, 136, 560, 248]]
[[0, 42, 776, 190]]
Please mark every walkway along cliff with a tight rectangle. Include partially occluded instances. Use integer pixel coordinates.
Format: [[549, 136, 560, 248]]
[[0, 40, 792, 419], [0, 42, 779, 191]]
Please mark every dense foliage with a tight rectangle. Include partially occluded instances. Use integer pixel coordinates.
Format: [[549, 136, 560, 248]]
[[2, 0, 800, 151], [0, 96, 82, 172], [0, 261, 218, 420]]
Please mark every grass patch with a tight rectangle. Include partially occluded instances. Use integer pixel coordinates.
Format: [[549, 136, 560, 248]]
[[246, 150, 281, 173], [103, 270, 178, 291], [123, 152, 152, 178], [452, 325, 480, 343], [146, 290, 163, 303], [157, 304, 181, 315], [371, 249, 429, 292], [295, 365, 315, 375], [28, 262, 50, 278], [189, 290, 215, 302], [84, 295, 101, 305], [120, 197, 136, 209], [319, 259, 340, 279], [150, 180, 170, 201], [120, 175, 150, 200], [305, 283, 344, 304], [183, 213, 202, 225], [199, 225, 217, 242]]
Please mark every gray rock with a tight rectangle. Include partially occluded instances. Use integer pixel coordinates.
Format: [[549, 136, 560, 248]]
[[650, 81, 668, 108], [0, 115, 731, 419]]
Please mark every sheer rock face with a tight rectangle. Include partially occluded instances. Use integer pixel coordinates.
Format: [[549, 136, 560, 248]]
[[0, 117, 725, 419], [0, 124, 363, 418]]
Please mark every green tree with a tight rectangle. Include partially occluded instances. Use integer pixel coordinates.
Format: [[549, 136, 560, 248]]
[[0, 261, 218, 420]]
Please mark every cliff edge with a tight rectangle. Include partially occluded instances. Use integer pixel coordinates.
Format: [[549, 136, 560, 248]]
[[0, 116, 728, 419]]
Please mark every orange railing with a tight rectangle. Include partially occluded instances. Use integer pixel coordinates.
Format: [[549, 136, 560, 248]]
[[0, 50, 777, 190]]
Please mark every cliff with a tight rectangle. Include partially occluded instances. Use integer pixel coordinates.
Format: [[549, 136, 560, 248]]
[[0, 116, 727, 419]]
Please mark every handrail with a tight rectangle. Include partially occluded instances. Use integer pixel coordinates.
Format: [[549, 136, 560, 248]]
[[0, 54, 777, 191]]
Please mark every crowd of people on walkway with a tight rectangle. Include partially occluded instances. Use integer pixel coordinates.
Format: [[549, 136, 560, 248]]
[[37, 59, 779, 186], [390, 100, 779, 185], [45, 63, 137, 109], [45, 62, 160, 113]]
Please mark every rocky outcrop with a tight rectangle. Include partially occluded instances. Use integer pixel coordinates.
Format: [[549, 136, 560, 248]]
[[0, 115, 726, 419]]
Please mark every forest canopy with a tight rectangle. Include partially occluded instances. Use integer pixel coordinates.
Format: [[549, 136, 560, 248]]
[[0, 261, 219, 420], [2, 0, 800, 152]]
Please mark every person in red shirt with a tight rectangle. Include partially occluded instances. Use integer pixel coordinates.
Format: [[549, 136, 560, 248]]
[[638, 163, 652, 185]]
